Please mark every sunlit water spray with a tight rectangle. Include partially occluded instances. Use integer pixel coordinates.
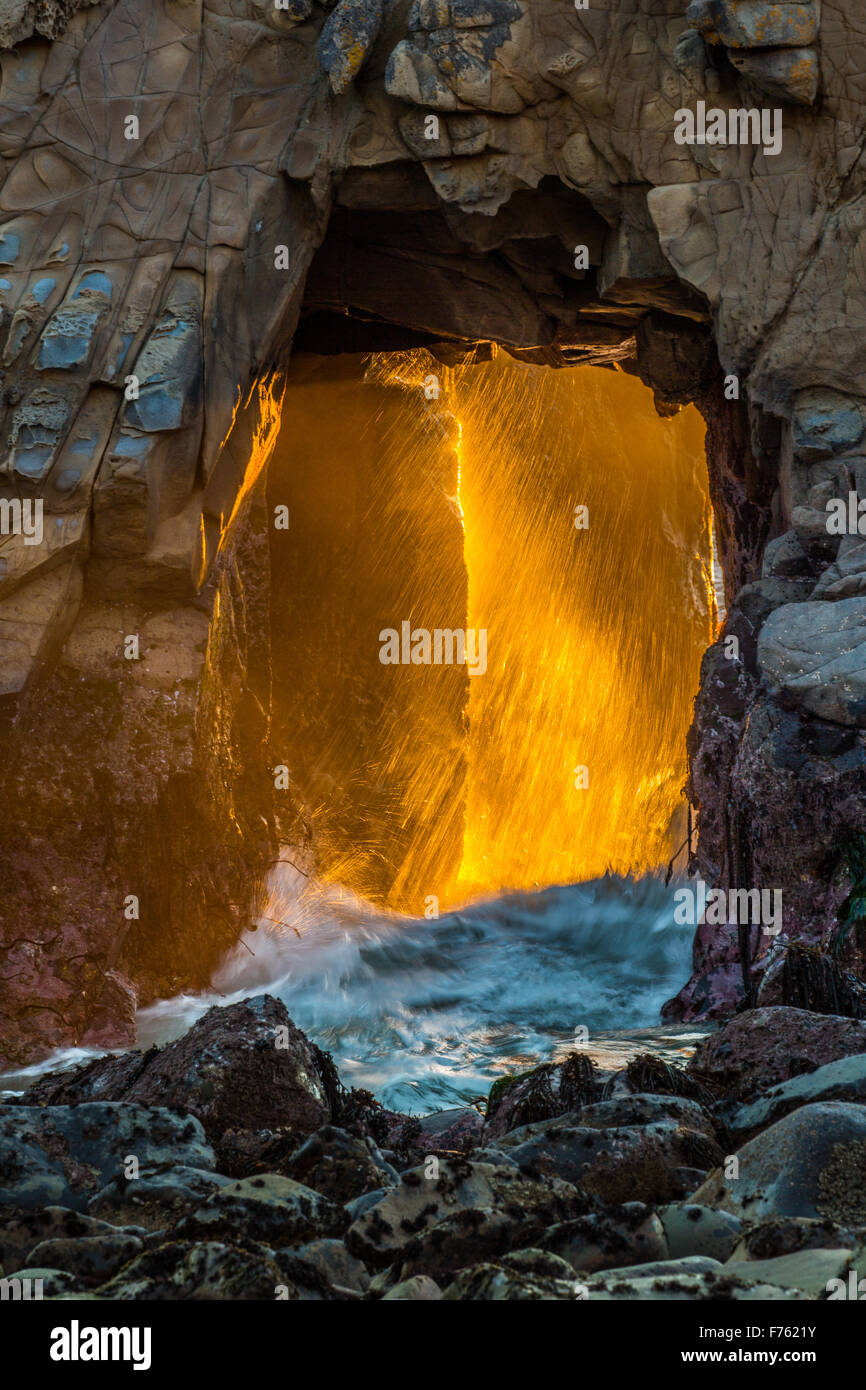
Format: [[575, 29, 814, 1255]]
[[363, 349, 715, 901], [1, 870, 708, 1112], [0, 357, 717, 1109]]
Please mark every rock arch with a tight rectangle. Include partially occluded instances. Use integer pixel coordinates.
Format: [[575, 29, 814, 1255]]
[[1, 0, 863, 1061]]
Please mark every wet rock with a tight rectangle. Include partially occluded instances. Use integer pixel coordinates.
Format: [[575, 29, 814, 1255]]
[[345, 1158, 584, 1269], [442, 1248, 590, 1301], [759, 597, 866, 726], [724, 1248, 854, 1296], [657, 1204, 742, 1262], [382, 1274, 443, 1300], [538, 1206, 668, 1275], [568, 1093, 717, 1138], [730, 1216, 860, 1261], [723, 1053, 866, 1140], [0, 1205, 134, 1271], [212, 1127, 307, 1180], [88, 1166, 233, 1230], [582, 1268, 801, 1301], [23, 997, 334, 1142], [97, 1240, 285, 1301], [688, 1008, 866, 1098], [25, 1233, 143, 1284], [791, 388, 866, 464], [482, 1053, 599, 1139], [286, 1238, 369, 1295], [171, 1173, 348, 1248], [0, 1104, 214, 1212], [496, 1114, 722, 1203], [691, 1102, 866, 1222], [0, 1267, 80, 1298], [283, 1126, 398, 1203]]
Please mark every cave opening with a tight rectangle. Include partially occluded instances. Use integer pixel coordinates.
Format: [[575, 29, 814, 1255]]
[[264, 346, 718, 919]]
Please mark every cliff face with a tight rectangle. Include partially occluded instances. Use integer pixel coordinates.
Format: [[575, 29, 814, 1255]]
[[0, 0, 863, 1061]]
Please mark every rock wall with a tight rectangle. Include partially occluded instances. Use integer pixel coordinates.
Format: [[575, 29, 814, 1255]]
[[1, 0, 865, 1058]]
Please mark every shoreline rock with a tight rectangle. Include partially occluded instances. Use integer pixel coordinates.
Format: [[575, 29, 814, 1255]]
[[5, 994, 866, 1300]]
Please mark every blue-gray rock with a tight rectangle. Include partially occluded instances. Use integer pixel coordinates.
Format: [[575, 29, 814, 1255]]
[[724, 1052, 866, 1140], [691, 1102, 866, 1222], [88, 1165, 233, 1229], [657, 1204, 742, 1261], [792, 388, 866, 462], [0, 1104, 215, 1212]]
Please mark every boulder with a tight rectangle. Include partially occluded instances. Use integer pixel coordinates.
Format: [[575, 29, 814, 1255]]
[[657, 1204, 742, 1262], [495, 1114, 722, 1202], [345, 1158, 585, 1269], [723, 1053, 866, 1140], [442, 1249, 590, 1301], [284, 1238, 369, 1295], [758, 597, 866, 725], [22, 997, 335, 1141], [538, 1206, 668, 1275], [691, 1102, 866, 1223], [96, 1240, 286, 1301], [565, 1093, 717, 1138], [688, 1008, 866, 1098], [395, 1205, 583, 1283], [283, 1126, 398, 1203], [0, 1205, 136, 1272], [482, 1054, 599, 1139], [729, 1216, 859, 1261], [171, 1173, 348, 1248], [25, 1233, 143, 1284], [724, 1248, 854, 1297], [0, 1104, 214, 1212], [88, 1166, 233, 1230]]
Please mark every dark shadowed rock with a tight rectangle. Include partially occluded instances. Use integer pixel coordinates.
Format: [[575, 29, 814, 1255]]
[[482, 1053, 600, 1139], [345, 1157, 586, 1270], [96, 1239, 287, 1301], [88, 1166, 233, 1229], [171, 1173, 348, 1247], [495, 1113, 723, 1203], [688, 1007, 866, 1098], [284, 1238, 369, 1295], [538, 1206, 668, 1275], [382, 1274, 443, 1300], [729, 1216, 860, 1263], [26, 1232, 143, 1284], [441, 1249, 590, 1301], [722, 1053, 866, 1141], [691, 1102, 866, 1222], [283, 1125, 398, 1202], [0, 1205, 139, 1272], [656, 1204, 742, 1262], [23, 996, 334, 1141], [0, 1103, 214, 1212]]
